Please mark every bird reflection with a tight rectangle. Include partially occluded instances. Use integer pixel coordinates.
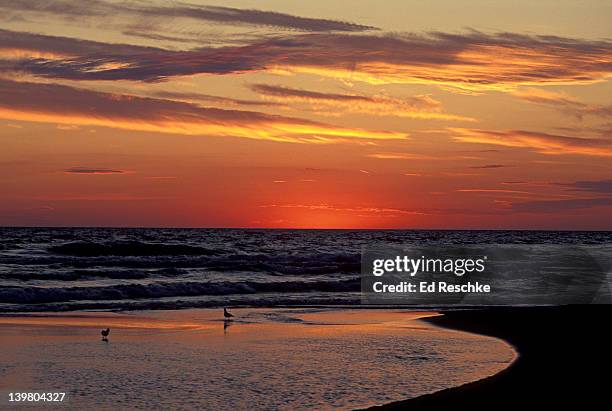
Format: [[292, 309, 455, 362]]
[[223, 319, 233, 333]]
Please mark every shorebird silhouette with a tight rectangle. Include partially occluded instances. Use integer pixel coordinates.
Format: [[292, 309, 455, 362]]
[[223, 307, 234, 319], [101, 328, 110, 341]]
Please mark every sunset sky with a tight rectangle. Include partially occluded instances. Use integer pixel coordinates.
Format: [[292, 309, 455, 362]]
[[1, 0, 611, 229]]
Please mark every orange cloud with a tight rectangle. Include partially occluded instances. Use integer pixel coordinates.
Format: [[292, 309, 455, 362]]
[[267, 32, 612, 92], [451, 128, 612, 156], [510, 88, 612, 119], [250, 84, 474, 121], [457, 189, 533, 194], [3, 29, 611, 91], [0, 79, 406, 143], [367, 152, 435, 160], [152, 90, 282, 108], [260, 203, 427, 216], [0, 48, 71, 60]]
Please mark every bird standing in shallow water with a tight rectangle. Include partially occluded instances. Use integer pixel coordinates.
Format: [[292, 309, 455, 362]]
[[223, 307, 234, 319], [101, 328, 110, 341]]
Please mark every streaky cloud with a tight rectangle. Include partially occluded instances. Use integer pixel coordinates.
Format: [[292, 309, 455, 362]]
[[64, 167, 126, 174], [251, 84, 377, 102], [1, 30, 611, 89], [152, 90, 283, 108], [469, 164, 510, 169], [554, 179, 612, 194], [367, 152, 435, 160], [250, 84, 474, 121], [0, 79, 405, 143], [259, 203, 427, 216], [511, 88, 612, 120], [0, 0, 377, 32], [450, 127, 612, 157], [513, 197, 612, 212], [137, 3, 378, 32]]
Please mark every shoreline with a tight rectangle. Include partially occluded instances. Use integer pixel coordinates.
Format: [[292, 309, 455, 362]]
[[3, 305, 608, 409], [367, 305, 612, 410], [0, 308, 514, 410]]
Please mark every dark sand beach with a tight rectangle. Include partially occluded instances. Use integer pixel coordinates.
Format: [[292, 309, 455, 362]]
[[369, 305, 612, 410]]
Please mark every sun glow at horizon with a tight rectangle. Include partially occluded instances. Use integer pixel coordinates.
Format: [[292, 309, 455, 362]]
[[1, 0, 611, 229]]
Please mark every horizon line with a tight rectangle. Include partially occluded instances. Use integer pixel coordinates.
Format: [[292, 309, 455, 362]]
[[1, 225, 610, 232]]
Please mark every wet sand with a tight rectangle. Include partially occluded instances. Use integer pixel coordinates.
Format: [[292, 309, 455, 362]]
[[0, 308, 515, 410], [369, 305, 612, 410]]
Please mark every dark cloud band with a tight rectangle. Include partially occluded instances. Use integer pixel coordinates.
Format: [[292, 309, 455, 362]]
[[64, 167, 125, 174], [2, 29, 611, 89], [0, 0, 377, 32]]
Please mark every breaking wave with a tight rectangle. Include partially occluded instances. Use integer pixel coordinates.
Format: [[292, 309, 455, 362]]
[[49, 241, 220, 256], [1, 227, 610, 312], [0, 278, 359, 304]]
